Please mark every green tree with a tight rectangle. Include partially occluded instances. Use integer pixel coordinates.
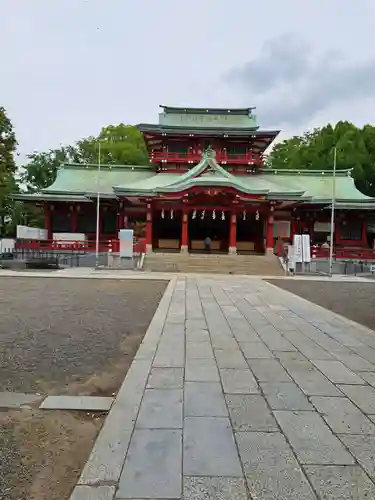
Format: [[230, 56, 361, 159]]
[[22, 145, 79, 192], [267, 121, 375, 197], [0, 107, 18, 236], [22, 124, 148, 192]]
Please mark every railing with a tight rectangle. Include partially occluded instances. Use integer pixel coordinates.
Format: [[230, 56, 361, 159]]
[[14, 238, 146, 255], [311, 246, 375, 261], [151, 151, 265, 165]]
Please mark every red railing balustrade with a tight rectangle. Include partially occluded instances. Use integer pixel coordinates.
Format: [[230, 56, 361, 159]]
[[311, 245, 375, 261], [15, 238, 146, 255], [151, 151, 265, 165]]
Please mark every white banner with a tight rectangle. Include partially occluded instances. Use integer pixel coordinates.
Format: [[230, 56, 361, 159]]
[[293, 235, 303, 263], [302, 234, 311, 263]]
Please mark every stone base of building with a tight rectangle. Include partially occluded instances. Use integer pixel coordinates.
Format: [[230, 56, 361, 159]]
[[265, 247, 274, 256], [145, 244, 153, 254], [228, 246, 237, 255], [180, 245, 189, 253]]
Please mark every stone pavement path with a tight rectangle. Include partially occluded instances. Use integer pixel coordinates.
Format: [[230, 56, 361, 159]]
[[71, 277, 375, 500]]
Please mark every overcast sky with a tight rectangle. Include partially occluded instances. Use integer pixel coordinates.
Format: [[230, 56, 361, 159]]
[[1, 0, 375, 161]]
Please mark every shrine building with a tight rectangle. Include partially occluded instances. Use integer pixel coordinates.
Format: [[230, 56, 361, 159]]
[[17, 105, 375, 255]]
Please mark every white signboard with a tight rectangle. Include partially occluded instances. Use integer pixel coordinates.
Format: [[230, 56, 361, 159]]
[[119, 229, 134, 258], [302, 234, 311, 263], [17, 225, 48, 240], [293, 235, 303, 263], [293, 234, 311, 264], [52, 233, 86, 241]]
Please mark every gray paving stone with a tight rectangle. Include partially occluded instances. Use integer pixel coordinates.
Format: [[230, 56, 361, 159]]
[[275, 351, 307, 362], [247, 359, 292, 382], [79, 409, 133, 485], [153, 350, 184, 367], [261, 382, 313, 410], [40, 396, 113, 411], [184, 477, 248, 500], [236, 432, 316, 500], [185, 382, 228, 417], [215, 349, 248, 368], [115, 360, 152, 409], [282, 331, 333, 360], [183, 417, 242, 477], [117, 429, 182, 499], [0, 392, 42, 409], [274, 410, 355, 465], [211, 335, 239, 350], [70, 485, 115, 500], [226, 394, 278, 432], [281, 361, 342, 396], [358, 371, 375, 387], [340, 434, 375, 482], [304, 465, 375, 500], [186, 342, 214, 359], [147, 367, 183, 389], [232, 328, 261, 342], [311, 396, 375, 435], [332, 352, 375, 372], [351, 346, 375, 364], [338, 385, 375, 414], [240, 342, 274, 359], [220, 368, 259, 394], [311, 359, 365, 385], [186, 329, 210, 343], [136, 389, 183, 429], [256, 326, 297, 352], [185, 363, 220, 382], [186, 319, 207, 331]]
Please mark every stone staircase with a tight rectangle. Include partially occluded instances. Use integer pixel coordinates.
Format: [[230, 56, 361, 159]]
[[143, 252, 284, 275]]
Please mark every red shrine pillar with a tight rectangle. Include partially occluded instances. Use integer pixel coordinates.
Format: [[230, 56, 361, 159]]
[[266, 209, 274, 254], [181, 209, 189, 253], [71, 206, 78, 233], [44, 204, 52, 240], [145, 203, 153, 253], [229, 212, 237, 254]]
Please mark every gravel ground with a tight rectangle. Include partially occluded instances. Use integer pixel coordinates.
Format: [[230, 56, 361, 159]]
[[0, 409, 104, 500], [267, 279, 375, 330], [0, 276, 167, 500], [0, 277, 167, 394]]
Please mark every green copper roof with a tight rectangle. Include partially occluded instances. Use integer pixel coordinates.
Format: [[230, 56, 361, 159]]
[[137, 123, 274, 137], [43, 163, 152, 197], [159, 106, 256, 115], [15, 154, 375, 206]]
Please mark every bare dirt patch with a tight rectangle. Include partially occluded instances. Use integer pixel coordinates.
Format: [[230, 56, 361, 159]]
[[0, 408, 104, 500], [267, 279, 375, 330]]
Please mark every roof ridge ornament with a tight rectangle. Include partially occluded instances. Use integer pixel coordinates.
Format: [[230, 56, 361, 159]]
[[203, 145, 216, 159]]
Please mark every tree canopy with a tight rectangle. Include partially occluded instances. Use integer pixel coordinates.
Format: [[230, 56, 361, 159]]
[[267, 121, 375, 197], [0, 107, 18, 236], [22, 123, 149, 193]]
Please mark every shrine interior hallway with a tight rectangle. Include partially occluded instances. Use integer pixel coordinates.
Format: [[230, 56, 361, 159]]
[[71, 274, 375, 500]]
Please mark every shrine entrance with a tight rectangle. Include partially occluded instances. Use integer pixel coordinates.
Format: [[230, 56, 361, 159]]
[[188, 209, 230, 253], [152, 208, 182, 251]]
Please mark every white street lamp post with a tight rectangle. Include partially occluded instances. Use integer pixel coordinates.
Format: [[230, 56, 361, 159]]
[[95, 142, 101, 268], [328, 147, 337, 276]]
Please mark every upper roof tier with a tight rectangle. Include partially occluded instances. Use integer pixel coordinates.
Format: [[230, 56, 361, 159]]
[[155, 104, 260, 130], [160, 105, 256, 115]]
